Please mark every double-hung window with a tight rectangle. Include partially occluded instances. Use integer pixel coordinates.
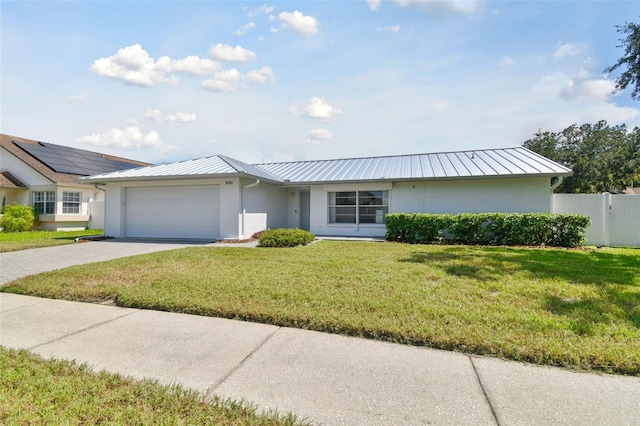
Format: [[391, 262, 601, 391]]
[[328, 190, 389, 224], [62, 191, 81, 214], [33, 191, 55, 215]]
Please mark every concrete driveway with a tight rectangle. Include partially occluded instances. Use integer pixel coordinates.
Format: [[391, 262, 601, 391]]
[[0, 239, 209, 285]]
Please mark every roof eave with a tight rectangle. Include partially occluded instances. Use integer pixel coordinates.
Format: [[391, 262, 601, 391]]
[[280, 171, 574, 186], [79, 171, 284, 185]]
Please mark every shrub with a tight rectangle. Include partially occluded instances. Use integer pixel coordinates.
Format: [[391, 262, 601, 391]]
[[258, 228, 315, 247], [0, 203, 39, 232], [386, 212, 590, 248]]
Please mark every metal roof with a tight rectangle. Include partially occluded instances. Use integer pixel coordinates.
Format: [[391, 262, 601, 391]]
[[80, 147, 572, 184], [257, 147, 572, 183], [79, 155, 284, 183]]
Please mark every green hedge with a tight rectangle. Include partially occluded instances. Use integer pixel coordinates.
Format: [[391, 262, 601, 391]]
[[258, 228, 316, 247], [386, 213, 591, 247]]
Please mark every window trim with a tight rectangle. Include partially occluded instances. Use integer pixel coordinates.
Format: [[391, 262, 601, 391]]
[[33, 191, 56, 215], [328, 190, 389, 225], [62, 191, 81, 214]]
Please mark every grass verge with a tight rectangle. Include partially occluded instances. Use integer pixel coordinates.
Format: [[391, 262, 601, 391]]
[[0, 229, 104, 252], [0, 346, 303, 425], [3, 241, 639, 375]]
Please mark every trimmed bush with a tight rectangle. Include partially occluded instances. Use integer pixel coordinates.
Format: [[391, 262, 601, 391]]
[[258, 228, 315, 247], [386, 212, 590, 248], [0, 203, 39, 232]]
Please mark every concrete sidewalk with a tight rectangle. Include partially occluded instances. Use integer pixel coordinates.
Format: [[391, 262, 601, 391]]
[[2, 293, 639, 425]]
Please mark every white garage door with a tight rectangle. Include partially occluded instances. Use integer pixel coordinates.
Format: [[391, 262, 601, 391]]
[[125, 185, 220, 239]]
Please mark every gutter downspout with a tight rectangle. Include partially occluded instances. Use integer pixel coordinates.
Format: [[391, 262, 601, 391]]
[[550, 176, 564, 214], [241, 179, 260, 239], [551, 176, 564, 192]]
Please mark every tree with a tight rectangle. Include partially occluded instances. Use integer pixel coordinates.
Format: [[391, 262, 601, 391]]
[[523, 121, 640, 193], [604, 19, 640, 100]]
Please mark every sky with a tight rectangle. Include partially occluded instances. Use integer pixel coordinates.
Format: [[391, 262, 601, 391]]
[[1, 1, 640, 165]]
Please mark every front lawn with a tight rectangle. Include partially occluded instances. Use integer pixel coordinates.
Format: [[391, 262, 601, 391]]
[[0, 347, 301, 425], [0, 229, 104, 252], [3, 241, 639, 375]]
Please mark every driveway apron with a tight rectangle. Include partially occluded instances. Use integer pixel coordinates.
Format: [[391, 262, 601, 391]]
[[0, 240, 202, 285]]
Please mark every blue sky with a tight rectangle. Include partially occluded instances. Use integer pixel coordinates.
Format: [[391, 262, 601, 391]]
[[2, 1, 639, 164]]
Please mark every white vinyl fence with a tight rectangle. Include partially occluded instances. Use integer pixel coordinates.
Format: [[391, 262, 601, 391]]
[[552, 193, 640, 247]]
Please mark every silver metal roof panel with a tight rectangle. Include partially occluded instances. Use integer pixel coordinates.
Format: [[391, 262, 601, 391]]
[[80, 155, 283, 183], [81, 146, 572, 184], [257, 147, 571, 183]]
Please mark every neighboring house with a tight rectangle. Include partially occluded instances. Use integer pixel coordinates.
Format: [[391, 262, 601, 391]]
[[80, 147, 573, 240], [625, 187, 640, 195], [0, 134, 149, 230]]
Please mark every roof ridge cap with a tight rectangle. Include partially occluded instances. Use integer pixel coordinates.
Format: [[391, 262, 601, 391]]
[[255, 147, 524, 166]]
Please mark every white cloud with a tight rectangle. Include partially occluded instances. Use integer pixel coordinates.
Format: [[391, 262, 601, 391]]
[[377, 25, 400, 33], [302, 97, 343, 122], [90, 44, 223, 86], [171, 56, 221, 75], [308, 128, 332, 144], [367, 0, 382, 11], [561, 78, 618, 102], [90, 44, 173, 87], [278, 10, 319, 36], [77, 126, 178, 152], [248, 3, 274, 17], [67, 93, 88, 102], [143, 109, 197, 123], [202, 69, 242, 92], [245, 66, 275, 83], [234, 21, 256, 36], [554, 42, 584, 59], [499, 55, 515, 66], [209, 43, 256, 62], [392, 0, 483, 16]]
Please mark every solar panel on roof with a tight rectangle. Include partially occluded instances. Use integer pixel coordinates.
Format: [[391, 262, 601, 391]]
[[13, 141, 140, 176]]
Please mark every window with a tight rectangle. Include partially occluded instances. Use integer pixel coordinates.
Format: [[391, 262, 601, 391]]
[[328, 190, 389, 224], [62, 191, 81, 214], [33, 191, 55, 215]]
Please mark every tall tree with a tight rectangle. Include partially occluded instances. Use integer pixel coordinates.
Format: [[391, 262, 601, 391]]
[[604, 19, 640, 100], [523, 121, 640, 193]]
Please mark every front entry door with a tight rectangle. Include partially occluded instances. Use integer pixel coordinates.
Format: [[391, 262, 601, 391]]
[[300, 190, 310, 231]]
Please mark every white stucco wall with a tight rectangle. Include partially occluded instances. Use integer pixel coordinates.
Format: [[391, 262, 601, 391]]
[[392, 177, 552, 214], [303, 177, 553, 238], [0, 147, 51, 187], [242, 180, 288, 237]]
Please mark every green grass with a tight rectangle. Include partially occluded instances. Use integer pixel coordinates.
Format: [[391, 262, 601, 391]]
[[3, 241, 639, 375], [0, 229, 104, 252], [0, 347, 302, 425]]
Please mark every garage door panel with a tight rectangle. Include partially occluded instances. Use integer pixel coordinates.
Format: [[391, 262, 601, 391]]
[[125, 185, 220, 239]]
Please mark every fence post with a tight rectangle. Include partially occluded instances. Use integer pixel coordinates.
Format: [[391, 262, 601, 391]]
[[603, 192, 611, 247]]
